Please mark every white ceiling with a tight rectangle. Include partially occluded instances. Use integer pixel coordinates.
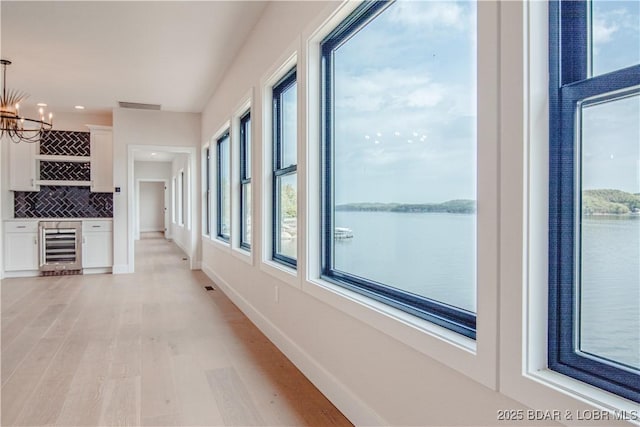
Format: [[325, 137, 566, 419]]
[[133, 150, 177, 163], [1, 1, 268, 115]]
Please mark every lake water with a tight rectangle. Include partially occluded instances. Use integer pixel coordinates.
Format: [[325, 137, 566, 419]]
[[332, 210, 639, 369]]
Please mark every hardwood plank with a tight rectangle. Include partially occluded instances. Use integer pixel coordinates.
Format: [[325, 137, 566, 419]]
[[12, 337, 89, 426], [170, 352, 224, 426], [99, 376, 141, 427], [55, 337, 115, 426], [206, 366, 265, 426]]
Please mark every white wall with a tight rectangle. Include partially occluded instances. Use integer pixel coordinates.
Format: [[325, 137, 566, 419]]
[[112, 108, 200, 273], [170, 154, 190, 254], [139, 181, 164, 232], [199, 2, 634, 426]]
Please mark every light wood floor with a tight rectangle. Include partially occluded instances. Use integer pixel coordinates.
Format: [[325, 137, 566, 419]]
[[1, 233, 352, 426]]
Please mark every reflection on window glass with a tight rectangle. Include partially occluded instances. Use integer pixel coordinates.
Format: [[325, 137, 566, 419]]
[[591, 0, 640, 76], [281, 85, 297, 168], [580, 92, 640, 369], [277, 173, 297, 260], [242, 182, 251, 246], [240, 112, 252, 249], [329, 0, 477, 312], [217, 133, 230, 240]]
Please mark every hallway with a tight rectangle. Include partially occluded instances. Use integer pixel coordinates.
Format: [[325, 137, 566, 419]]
[[1, 234, 351, 426]]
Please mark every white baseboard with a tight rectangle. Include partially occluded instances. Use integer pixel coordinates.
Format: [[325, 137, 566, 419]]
[[3, 270, 40, 278], [112, 264, 130, 274], [201, 264, 387, 427], [192, 260, 202, 270]]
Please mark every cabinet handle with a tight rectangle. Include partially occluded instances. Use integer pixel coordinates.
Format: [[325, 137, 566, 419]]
[[16, 225, 26, 229], [31, 178, 34, 187], [92, 225, 101, 228]]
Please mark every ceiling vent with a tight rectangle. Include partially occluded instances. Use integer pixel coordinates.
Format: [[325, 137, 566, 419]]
[[118, 101, 161, 110]]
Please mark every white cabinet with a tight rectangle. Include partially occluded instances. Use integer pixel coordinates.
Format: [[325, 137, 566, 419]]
[[4, 221, 39, 271], [88, 125, 113, 193], [9, 141, 39, 191], [82, 220, 112, 269]]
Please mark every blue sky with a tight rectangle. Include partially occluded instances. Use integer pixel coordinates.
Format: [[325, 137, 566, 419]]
[[329, 0, 639, 204], [333, 0, 477, 204], [583, 0, 639, 193]]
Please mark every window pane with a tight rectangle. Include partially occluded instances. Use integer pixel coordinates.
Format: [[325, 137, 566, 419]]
[[244, 117, 252, 179], [276, 173, 297, 260], [242, 182, 251, 246], [219, 135, 230, 238], [591, 0, 640, 76], [580, 92, 640, 369], [331, 0, 477, 312], [281, 84, 297, 168]]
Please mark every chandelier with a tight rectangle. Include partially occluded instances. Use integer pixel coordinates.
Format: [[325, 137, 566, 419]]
[[1, 59, 53, 143]]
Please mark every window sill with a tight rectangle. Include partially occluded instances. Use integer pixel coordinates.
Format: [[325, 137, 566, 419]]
[[232, 246, 253, 266], [526, 369, 640, 422], [300, 277, 497, 388], [260, 258, 299, 289], [204, 236, 231, 253]]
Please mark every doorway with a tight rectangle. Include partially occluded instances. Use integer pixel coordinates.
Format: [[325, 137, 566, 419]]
[[136, 180, 168, 239]]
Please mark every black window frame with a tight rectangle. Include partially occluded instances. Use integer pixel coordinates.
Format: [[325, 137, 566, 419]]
[[240, 110, 252, 250], [272, 67, 298, 268], [216, 131, 231, 242], [204, 147, 211, 236], [548, 0, 640, 402], [319, 0, 476, 339]]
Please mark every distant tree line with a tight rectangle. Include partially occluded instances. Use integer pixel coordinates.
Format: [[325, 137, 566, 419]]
[[335, 199, 476, 214], [582, 189, 640, 215]]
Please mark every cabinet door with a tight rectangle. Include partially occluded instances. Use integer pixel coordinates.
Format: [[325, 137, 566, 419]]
[[4, 232, 39, 271], [82, 232, 113, 268], [89, 128, 113, 193], [9, 141, 39, 191]]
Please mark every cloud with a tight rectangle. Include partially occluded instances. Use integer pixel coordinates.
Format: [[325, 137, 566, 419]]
[[388, 1, 466, 30], [592, 18, 619, 45], [335, 67, 449, 112]]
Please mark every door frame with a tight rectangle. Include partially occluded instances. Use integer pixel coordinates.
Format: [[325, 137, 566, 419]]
[[127, 145, 198, 273]]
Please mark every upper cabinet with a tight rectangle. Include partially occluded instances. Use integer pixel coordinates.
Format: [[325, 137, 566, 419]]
[[9, 141, 39, 191], [87, 125, 113, 193], [8, 127, 113, 193]]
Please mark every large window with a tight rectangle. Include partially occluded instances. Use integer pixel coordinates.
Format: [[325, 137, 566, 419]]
[[240, 111, 252, 250], [272, 68, 297, 267], [549, 0, 639, 402], [216, 131, 231, 242], [204, 147, 211, 236], [321, 1, 477, 337]]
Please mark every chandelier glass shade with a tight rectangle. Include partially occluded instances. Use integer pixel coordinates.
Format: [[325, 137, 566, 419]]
[[1, 59, 53, 143]]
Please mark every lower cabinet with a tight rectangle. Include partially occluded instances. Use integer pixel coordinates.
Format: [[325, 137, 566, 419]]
[[82, 220, 113, 269], [4, 221, 39, 272]]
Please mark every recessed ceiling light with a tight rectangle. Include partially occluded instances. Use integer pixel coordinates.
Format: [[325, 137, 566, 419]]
[[37, 102, 47, 107], [74, 105, 85, 110], [151, 152, 157, 156]]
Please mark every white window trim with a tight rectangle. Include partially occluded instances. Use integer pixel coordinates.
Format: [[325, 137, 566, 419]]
[[231, 90, 254, 266], [259, 39, 301, 289], [301, 0, 499, 390], [202, 143, 211, 237], [211, 121, 232, 251]]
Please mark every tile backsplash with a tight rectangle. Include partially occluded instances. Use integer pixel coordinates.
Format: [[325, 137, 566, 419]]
[[14, 186, 113, 218], [39, 130, 90, 156], [13, 130, 113, 218], [40, 161, 91, 181]]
